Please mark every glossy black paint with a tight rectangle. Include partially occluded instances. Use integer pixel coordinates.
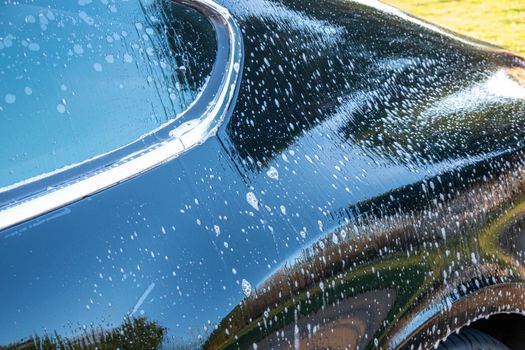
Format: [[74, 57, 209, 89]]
[[2, 0, 525, 349]]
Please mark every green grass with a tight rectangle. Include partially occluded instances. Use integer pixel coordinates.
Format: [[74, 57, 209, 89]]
[[384, 0, 525, 57]]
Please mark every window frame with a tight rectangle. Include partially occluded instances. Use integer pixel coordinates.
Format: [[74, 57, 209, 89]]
[[0, 0, 244, 230]]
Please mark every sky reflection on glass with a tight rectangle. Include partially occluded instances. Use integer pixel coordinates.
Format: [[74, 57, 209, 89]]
[[0, 0, 214, 188]]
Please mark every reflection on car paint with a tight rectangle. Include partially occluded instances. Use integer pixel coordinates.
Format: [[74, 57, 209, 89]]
[[1, 0, 525, 349]]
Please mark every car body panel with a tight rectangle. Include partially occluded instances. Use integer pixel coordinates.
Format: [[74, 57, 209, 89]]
[[1, 0, 525, 349]]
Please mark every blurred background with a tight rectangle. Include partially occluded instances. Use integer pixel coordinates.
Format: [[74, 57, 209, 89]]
[[386, 0, 525, 56]]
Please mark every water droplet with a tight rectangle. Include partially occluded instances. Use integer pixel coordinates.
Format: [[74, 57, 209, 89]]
[[73, 44, 84, 55], [242, 279, 252, 297], [28, 43, 40, 51], [4, 94, 15, 104], [246, 191, 259, 211], [124, 53, 133, 63], [266, 166, 279, 180]]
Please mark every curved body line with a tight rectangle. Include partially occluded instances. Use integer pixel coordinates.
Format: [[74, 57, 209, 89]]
[[0, 0, 244, 231]]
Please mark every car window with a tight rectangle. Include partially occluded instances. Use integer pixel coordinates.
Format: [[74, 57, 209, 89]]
[[0, 0, 216, 188]]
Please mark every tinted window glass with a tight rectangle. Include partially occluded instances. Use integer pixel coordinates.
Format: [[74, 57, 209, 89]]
[[0, 0, 216, 188]]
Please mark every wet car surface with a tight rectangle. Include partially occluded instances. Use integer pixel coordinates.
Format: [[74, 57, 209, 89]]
[[0, 0, 215, 188], [1, 0, 525, 349]]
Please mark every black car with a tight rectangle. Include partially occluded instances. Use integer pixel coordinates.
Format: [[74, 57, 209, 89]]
[[1, 0, 525, 349]]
